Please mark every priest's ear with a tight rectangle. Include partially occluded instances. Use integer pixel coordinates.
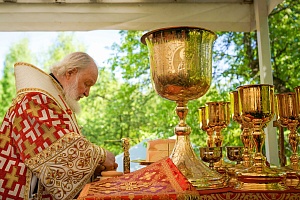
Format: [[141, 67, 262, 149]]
[[65, 67, 78, 79]]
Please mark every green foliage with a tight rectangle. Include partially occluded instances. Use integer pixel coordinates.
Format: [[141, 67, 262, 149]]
[[0, 0, 298, 159], [41, 33, 86, 71], [213, 0, 300, 94], [0, 38, 34, 119]]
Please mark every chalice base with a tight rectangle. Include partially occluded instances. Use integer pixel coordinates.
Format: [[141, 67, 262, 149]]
[[280, 166, 300, 189], [235, 165, 287, 190], [171, 135, 227, 189]]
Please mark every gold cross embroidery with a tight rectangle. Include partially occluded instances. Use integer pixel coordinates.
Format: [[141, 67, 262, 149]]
[[23, 139, 37, 157], [48, 102, 62, 114], [5, 166, 19, 189], [13, 116, 23, 132], [0, 126, 11, 148], [27, 100, 41, 117], [41, 124, 57, 143]]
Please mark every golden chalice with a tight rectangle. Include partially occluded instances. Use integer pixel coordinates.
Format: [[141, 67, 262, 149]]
[[226, 146, 244, 187], [226, 146, 243, 165], [236, 84, 286, 190], [200, 147, 223, 170], [206, 101, 230, 148], [141, 26, 225, 189], [205, 101, 230, 172], [275, 92, 299, 170], [199, 106, 214, 147], [230, 91, 253, 167]]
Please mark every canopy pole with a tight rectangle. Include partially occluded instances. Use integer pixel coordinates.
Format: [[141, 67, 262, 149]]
[[254, 0, 279, 166]]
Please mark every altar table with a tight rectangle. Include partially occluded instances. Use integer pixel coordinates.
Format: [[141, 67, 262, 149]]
[[77, 158, 300, 200], [197, 187, 300, 200]]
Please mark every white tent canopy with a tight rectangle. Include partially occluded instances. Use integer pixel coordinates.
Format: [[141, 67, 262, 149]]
[[0, 0, 282, 32], [0, 0, 284, 165]]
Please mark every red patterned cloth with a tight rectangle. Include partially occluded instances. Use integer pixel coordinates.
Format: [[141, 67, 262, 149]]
[[77, 158, 200, 200]]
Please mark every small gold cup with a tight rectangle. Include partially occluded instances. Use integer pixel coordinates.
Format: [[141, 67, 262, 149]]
[[236, 84, 286, 191], [226, 146, 243, 165], [275, 92, 299, 170], [200, 147, 223, 170], [199, 106, 214, 147], [230, 91, 253, 167], [206, 101, 231, 148]]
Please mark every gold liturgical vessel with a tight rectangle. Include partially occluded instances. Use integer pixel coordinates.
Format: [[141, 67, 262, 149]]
[[205, 102, 231, 172], [236, 84, 286, 190], [275, 92, 299, 171], [141, 26, 225, 189], [230, 91, 253, 168], [275, 92, 300, 188]]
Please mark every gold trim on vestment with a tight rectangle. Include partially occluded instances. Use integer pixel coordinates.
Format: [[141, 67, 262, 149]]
[[25, 132, 104, 200]]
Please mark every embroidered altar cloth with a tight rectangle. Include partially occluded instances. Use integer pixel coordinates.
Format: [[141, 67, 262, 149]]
[[77, 158, 200, 200]]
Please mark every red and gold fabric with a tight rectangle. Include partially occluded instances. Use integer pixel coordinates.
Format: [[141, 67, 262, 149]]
[[77, 158, 200, 200], [0, 62, 106, 200]]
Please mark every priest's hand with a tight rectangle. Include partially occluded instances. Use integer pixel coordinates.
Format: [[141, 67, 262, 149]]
[[102, 150, 118, 171]]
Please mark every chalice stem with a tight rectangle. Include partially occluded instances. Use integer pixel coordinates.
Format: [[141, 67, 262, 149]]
[[207, 129, 214, 147], [287, 122, 299, 170], [214, 128, 223, 147], [240, 125, 252, 167], [252, 120, 266, 173], [175, 101, 191, 136]]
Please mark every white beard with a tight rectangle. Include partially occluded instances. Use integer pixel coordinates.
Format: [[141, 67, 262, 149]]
[[65, 95, 81, 114], [64, 77, 82, 114]]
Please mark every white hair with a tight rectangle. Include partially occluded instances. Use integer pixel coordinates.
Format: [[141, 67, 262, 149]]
[[50, 52, 96, 76]]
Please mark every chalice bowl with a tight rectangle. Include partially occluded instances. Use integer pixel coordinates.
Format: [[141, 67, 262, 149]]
[[236, 84, 286, 190], [199, 106, 214, 147], [230, 91, 253, 167], [275, 92, 299, 171], [226, 146, 243, 165], [200, 147, 222, 170], [206, 101, 230, 148], [141, 26, 225, 189]]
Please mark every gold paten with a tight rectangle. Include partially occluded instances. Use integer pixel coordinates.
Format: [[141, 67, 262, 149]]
[[141, 26, 226, 189], [236, 84, 286, 191]]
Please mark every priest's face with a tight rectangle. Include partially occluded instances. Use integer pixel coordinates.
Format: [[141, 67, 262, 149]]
[[64, 64, 98, 113]]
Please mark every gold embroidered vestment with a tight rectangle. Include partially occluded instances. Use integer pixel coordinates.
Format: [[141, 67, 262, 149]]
[[0, 62, 105, 200]]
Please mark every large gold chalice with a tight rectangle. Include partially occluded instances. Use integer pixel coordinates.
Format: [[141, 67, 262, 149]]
[[236, 84, 286, 190], [230, 91, 253, 167], [141, 26, 225, 189]]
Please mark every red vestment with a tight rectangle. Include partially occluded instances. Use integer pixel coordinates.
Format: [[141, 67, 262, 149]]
[[0, 62, 106, 200]]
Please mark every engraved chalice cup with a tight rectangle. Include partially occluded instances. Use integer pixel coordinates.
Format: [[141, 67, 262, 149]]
[[141, 26, 225, 189], [275, 92, 299, 171], [200, 147, 222, 170]]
